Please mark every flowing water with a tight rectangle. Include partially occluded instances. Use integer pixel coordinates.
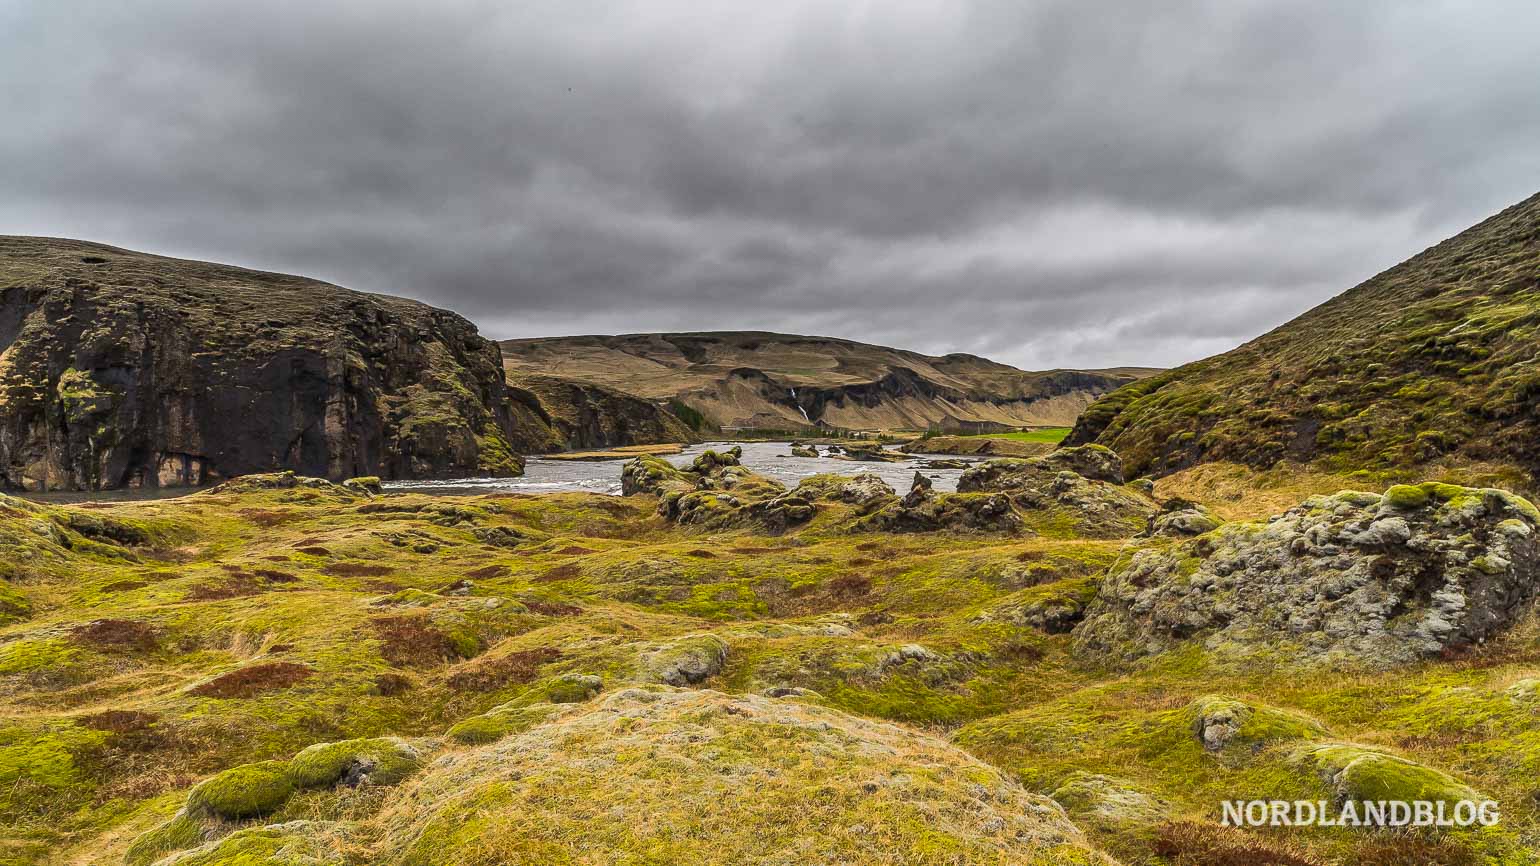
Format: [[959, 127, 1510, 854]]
[[13, 441, 976, 502], [384, 440, 974, 496]]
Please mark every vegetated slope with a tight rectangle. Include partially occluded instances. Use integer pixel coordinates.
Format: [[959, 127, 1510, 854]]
[[0, 237, 523, 491], [502, 331, 1155, 431], [504, 372, 701, 452], [1069, 190, 1540, 483]]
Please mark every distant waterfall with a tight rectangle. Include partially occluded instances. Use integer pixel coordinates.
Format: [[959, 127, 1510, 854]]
[[789, 389, 812, 423]]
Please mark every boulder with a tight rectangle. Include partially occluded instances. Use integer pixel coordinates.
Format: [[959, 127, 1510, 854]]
[[1075, 483, 1540, 667], [643, 634, 729, 686]]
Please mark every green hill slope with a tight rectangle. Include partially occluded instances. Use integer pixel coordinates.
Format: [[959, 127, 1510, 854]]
[[1069, 191, 1540, 484]]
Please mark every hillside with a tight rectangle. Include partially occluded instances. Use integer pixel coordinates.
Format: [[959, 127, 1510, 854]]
[[501, 331, 1154, 431], [0, 237, 524, 490], [1069, 190, 1540, 484]]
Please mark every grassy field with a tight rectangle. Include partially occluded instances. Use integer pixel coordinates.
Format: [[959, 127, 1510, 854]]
[[961, 427, 1072, 444]]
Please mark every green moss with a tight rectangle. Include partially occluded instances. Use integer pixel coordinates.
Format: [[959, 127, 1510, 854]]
[[125, 810, 203, 866], [187, 760, 296, 819], [447, 703, 564, 745], [1382, 484, 1431, 510], [1292, 743, 1480, 806], [286, 736, 422, 788], [145, 823, 332, 865], [545, 673, 603, 703]]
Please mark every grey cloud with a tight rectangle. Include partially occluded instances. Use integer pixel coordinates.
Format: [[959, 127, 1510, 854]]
[[2, 0, 1538, 370]]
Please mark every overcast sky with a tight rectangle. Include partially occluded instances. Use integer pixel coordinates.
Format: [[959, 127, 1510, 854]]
[[2, 1, 1537, 370]]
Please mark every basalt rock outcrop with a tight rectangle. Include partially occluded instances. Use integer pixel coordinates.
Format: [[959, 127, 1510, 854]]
[[0, 237, 521, 490], [1075, 482, 1540, 667], [956, 445, 1156, 538], [504, 372, 699, 453], [621, 447, 814, 532]]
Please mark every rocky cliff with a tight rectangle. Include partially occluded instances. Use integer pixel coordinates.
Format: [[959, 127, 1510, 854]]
[[0, 237, 522, 490], [504, 373, 700, 452], [501, 331, 1154, 431]]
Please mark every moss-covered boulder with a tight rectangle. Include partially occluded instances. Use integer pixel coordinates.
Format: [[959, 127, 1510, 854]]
[[546, 673, 604, 703], [186, 760, 296, 820], [1291, 743, 1481, 808], [642, 635, 729, 686], [1187, 696, 1324, 754], [955, 446, 1155, 538], [286, 736, 423, 789], [1075, 483, 1540, 667]]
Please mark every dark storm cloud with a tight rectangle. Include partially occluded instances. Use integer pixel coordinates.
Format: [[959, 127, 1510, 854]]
[[2, 0, 1538, 369]]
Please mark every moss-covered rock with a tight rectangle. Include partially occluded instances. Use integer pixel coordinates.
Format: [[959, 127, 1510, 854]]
[[1076, 483, 1540, 667], [545, 673, 603, 703], [186, 760, 296, 819], [286, 736, 423, 788], [1291, 743, 1481, 807], [643, 634, 729, 686]]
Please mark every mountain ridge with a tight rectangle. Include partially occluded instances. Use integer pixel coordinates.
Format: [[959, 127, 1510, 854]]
[[501, 330, 1156, 431]]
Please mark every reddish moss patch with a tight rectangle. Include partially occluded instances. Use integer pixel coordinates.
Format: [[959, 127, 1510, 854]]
[[295, 546, 332, 557], [465, 564, 510, 579], [71, 618, 159, 651], [684, 549, 717, 559], [323, 562, 394, 577], [536, 563, 582, 583], [238, 509, 299, 528], [524, 599, 583, 616], [185, 575, 263, 600], [253, 569, 298, 583], [554, 546, 594, 556], [370, 614, 477, 667], [828, 573, 872, 598], [190, 662, 314, 698], [100, 580, 149, 593], [374, 672, 414, 696], [79, 709, 165, 751], [445, 647, 562, 692]]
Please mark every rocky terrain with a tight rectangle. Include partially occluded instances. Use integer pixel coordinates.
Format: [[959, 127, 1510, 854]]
[[501, 331, 1155, 431], [1069, 190, 1540, 488], [0, 238, 523, 491]]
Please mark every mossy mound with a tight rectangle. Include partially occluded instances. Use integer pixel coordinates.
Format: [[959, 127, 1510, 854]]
[[1291, 743, 1481, 807], [285, 736, 423, 788], [186, 760, 296, 820], [1187, 695, 1324, 754], [371, 689, 1115, 865]]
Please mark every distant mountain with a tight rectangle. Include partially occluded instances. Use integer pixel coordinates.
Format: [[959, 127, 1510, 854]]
[[0, 237, 524, 490], [1069, 190, 1540, 484], [501, 331, 1154, 431]]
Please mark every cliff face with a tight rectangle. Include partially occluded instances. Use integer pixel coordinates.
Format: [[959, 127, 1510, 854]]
[[501, 331, 1155, 431], [505, 373, 700, 452], [0, 237, 521, 490]]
